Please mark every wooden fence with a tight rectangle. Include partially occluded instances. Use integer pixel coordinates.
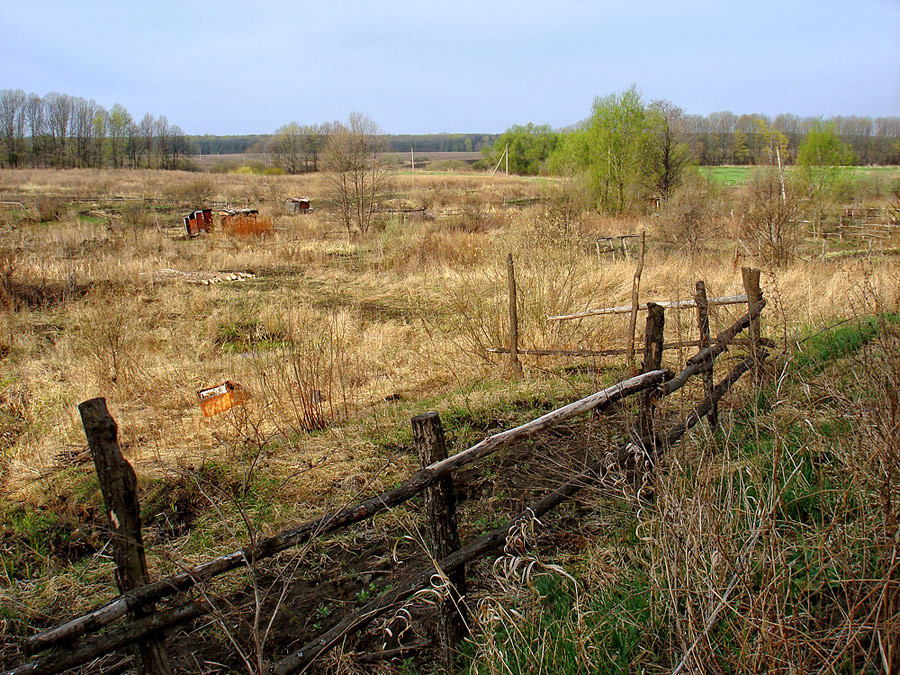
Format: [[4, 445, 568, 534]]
[[8, 271, 767, 675]]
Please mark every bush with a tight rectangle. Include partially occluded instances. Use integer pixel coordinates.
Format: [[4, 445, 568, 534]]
[[657, 172, 726, 250], [739, 168, 801, 266]]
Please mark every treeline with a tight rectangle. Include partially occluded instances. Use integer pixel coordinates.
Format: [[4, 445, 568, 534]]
[[680, 112, 900, 166], [483, 86, 900, 216], [483, 101, 900, 183], [0, 89, 196, 169], [193, 132, 499, 158], [382, 134, 497, 153], [190, 135, 268, 155]]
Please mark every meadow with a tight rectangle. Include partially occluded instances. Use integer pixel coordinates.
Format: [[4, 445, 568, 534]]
[[1, 166, 899, 673]]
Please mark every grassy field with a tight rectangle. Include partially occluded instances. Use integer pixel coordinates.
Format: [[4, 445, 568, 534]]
[[1, 167, 899, 673], [702, 163, 900, 190]]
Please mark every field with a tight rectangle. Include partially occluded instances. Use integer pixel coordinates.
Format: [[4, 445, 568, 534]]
[[1, 167, 899, 673], [703, 163, 900, 189]]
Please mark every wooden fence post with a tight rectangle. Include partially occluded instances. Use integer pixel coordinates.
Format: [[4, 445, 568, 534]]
[[694, 281, 717, 428], [411, 412, 467, 667], [507, 253, 523, 377], [638, 303, 665, 442], [626, 231, 646, 374], [741, 267, 763, 384], [79, 398, 172, 675]]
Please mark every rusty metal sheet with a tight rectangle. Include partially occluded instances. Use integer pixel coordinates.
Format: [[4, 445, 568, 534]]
[[198, 381, 247, 417]]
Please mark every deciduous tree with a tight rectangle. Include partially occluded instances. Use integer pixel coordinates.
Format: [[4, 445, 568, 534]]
[[321, 112, 392, 237]]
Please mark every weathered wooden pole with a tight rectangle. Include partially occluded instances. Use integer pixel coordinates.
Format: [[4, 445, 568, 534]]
[[638, 303, 665, 441], [507, 253, 523, 377], [626, 231, 646, 374], [79, 398, 172, 675], [740, 267, 763, 384], [411, 412, 467, 668], [694, 281, 717, 429]]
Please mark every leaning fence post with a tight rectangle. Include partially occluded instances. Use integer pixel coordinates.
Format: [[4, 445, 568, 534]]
[[411, 412, 467, 667], [79, 398, 172, 675], [507, 253, 523, 377], [694, 281, 717, 428], [741, 267, 763, 384], [626, 231, 646, 374]]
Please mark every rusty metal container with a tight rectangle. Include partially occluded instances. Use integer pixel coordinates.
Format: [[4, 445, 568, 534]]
[[197, 381, 247, 417]]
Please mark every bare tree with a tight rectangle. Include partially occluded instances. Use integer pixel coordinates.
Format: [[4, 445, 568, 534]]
[[0, 89, 26, 167], [45, 92, 73, 166], [138, 113, 156, 167], [24, 93, 45, 165], [648, 100, 691, 201], [321, 112, 392, 237]]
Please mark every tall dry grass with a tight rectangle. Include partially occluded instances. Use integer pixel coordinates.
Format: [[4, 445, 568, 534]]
[[1, 167, 899, 671]]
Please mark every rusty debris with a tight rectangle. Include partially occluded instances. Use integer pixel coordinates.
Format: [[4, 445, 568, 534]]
[[184, 209, 213, 237], [149, 269, 256, 284], [198, 381, 247, 417]]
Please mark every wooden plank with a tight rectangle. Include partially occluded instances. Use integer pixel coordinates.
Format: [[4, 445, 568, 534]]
[[548, 294, 748, 321], [487, 341, 701, 358]]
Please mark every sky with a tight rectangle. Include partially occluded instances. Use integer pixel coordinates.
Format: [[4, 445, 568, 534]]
[[2, 0, 898, 136]]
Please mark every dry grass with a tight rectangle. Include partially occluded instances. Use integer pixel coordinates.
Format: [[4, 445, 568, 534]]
[[1, 167, 899, 672]]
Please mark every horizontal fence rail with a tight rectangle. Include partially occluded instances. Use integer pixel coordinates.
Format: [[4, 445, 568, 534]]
[[548, 294, 748, 321]]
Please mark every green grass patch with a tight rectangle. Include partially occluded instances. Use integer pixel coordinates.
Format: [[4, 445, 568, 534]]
[[462, 570, 663, 674], [793, 313, 900, 375]]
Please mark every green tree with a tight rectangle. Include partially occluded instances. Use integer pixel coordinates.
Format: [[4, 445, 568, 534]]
[[106, 103, 132, 169], [482, 123, 558, 175], [797, 121, 858, 235], [798, 121, 857, 168], [551, 85, 654, 214]]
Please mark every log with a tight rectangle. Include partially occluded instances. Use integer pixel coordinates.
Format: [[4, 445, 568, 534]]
[[24, 370, 669, 655], [6, 602, 208, 675], [661, 299, 765, 397], [741, 267, 763, 384], [548, 294, 748, 321]]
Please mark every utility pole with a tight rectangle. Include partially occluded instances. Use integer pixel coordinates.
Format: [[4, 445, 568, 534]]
[[410, 144, 414, 171]]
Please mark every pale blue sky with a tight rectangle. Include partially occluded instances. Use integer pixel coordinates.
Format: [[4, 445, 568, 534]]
[[2, 0, 898, 135]]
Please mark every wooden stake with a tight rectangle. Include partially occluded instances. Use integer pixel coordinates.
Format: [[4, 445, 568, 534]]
[[412, 413, 467, 668], [695, 281, 717, 428], [741, 267, 763, 384], [79, 398, 172, 675], [507, 253, 523, 376], [626, 231, 646, 374]]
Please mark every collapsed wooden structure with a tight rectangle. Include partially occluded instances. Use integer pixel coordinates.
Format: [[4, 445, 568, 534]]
[[10, 271, 767, 675]]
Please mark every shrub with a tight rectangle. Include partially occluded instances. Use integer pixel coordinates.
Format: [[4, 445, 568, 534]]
[[739, 168, 801, 266], [657, 171, 726, 250]]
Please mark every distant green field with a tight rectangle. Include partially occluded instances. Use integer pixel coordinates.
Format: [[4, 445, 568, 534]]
[[701, 165, 900, 188]]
